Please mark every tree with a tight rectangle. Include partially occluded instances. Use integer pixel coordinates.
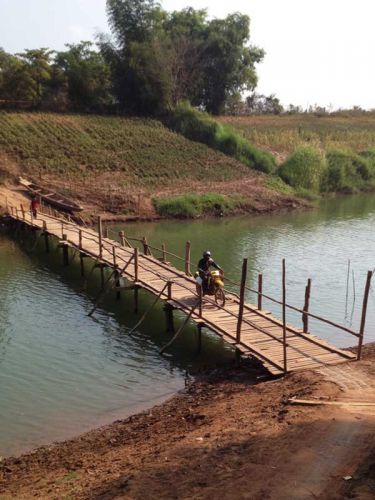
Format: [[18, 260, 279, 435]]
[[199, 14, 264, 114], [0, 49, 35, 101], [55, 42, 113, 111], [17, 48, 54, 101]]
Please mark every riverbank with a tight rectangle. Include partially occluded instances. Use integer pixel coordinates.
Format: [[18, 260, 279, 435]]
[[0, 112, 306, 220], [1, 344, 374, 499]]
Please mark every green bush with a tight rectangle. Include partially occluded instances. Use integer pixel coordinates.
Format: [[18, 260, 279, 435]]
[[153, 193, 245, 218], [321, 149, 375, 193], [168, 102, 276, 174], [265, 175, 295, 195], [278, 146, 326, 192]]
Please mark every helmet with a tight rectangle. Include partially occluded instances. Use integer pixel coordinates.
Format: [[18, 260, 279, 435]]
[[203, 250, 211, 257]]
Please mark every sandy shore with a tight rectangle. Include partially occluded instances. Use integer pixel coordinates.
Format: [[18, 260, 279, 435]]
[[1, 344, 375, 499]]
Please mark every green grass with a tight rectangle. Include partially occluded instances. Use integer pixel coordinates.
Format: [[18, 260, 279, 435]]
[[168, 102, 276, 173], [153, 193, 247, 218], [278, 146, 326, 192], [0, 112, 252, 188]]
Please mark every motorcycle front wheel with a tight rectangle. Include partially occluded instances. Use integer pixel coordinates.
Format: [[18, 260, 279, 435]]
[[214, 287, 226, 308]]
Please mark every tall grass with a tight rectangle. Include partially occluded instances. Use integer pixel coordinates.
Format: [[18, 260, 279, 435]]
[[278, 146, 325, 192], [321, 149, 375, 193], [153, 193, 246, 218], [168, 102, 276, 174]]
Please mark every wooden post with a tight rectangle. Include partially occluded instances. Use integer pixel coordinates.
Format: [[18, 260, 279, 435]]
[[185, 241, 191, 276], [80, 253, 85, 277], [98, 216, 103, 259], [43, 220, 49, 253], [134, 286, 139, 313], [134, 247, 139, 282], [199, 284, 203, 318], [197, 324, 203, 352], [282, 259, 287, 374], [142, 237, 149, 255], [79, 230, 83, 250], [164, 304, 175, 334], [302, 278, 312, 333], [162, 243, 167, 263], [61, 221, 64, 238], [113, 246, 121, 300], [119, 231, 126, 247], [167, 281, 172, 300], [62, 234, 69, 266], [236, 258, 248, 343], [357, 270, 373, 360], [21, 204, 25, 220], [257, 273, 263, 310]]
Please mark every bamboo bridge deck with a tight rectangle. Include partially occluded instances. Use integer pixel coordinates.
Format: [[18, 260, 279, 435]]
[[6, 207, 362, 376]]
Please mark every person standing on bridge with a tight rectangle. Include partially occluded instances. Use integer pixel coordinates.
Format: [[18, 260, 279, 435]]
[[197, 250, 223, 294], [30, 195, 40, 219]]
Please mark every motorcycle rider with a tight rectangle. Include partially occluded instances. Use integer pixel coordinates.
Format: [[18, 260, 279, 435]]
[[197, 250, 223, 293]]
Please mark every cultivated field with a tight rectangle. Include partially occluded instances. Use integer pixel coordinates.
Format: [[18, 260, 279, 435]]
[[0, 112, 298, 217], [220, 113, 375, 161]]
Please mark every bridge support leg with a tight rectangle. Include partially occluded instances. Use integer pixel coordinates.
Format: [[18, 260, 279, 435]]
[[235, 348, 241, 367], [164, 304, 175, 334], [114, 269, 121, 300], [134, 286, 139, 313], [80, 253, 85, 277], [100, 266, 105, 289], [43, 232, 49, 253], [197, 323, 203, 353], [61, 235, 69, 266]]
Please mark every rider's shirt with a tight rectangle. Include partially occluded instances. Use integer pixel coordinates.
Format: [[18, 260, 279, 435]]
[[198, 257, 220, 273]]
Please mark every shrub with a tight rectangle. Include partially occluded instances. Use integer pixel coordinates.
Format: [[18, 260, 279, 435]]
[[265, 175, 295, 195], [278, 146, 326, 192], [168, 102, 276, 173], [321, 149, 374, 193], [153, 193, 245, 218]]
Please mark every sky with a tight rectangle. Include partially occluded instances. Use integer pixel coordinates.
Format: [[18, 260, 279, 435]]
[[1, 0, 374, 110]]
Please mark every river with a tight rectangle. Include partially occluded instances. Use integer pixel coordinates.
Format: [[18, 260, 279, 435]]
[[1, 194, 374, 457]]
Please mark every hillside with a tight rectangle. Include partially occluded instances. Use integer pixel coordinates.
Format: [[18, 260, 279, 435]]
[[220, 113, 375, 162], [0, 112, 300, 219]]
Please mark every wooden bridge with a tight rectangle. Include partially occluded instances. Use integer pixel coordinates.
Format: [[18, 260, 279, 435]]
[[4, 203, 372, 376]]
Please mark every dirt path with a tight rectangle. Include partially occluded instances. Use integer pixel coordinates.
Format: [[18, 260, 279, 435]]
[[1, 347, 375, 499]]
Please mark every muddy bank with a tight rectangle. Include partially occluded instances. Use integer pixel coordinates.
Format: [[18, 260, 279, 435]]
[[1, 345, 375, 500]]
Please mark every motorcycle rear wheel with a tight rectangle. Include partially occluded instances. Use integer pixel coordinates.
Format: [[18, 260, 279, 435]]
[[214, 287, 226, 307]]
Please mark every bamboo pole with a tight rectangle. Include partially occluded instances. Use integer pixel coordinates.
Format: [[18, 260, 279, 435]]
[[236, 258, 248, 343], [162, 243, 167, 263], [199, 284, 203, 318], [20, 204, 25, 220], [119, 231, 126, 247], [357, 270, 373, 360], [142, 236, 149, 255], [159, 300, 200, 354], [302, 278, 312, 333], [257, 274, 263, 310], [167, 281, 172, 300], [282, 259, 287, 374], [98, 216, 103, 259], [79, 230, 83, 250], [134, 247, 139, 282], [185, 241, 191, 276]]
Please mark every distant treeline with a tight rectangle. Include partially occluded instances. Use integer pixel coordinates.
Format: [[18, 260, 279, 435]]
[[0, 0, 266, 116]]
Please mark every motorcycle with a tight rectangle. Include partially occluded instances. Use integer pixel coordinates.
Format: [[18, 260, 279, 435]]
[[195, 269, 226, 307]]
